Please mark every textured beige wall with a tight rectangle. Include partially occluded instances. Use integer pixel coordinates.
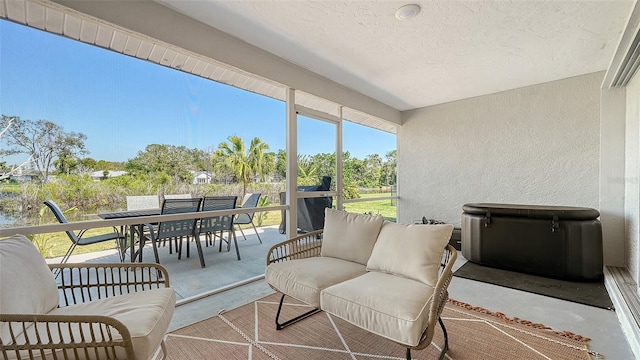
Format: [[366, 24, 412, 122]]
[[625, 72, 640, 286], [398, 72, 602, 227]]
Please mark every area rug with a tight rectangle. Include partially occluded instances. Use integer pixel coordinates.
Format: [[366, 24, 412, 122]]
[[454, 261, 613, 310], [157, 293, 601, 360]]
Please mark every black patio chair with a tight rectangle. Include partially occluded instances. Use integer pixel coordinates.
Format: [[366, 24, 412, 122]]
[[198, 196, 240, 261], [43, 200, 125, 266], [143, 198, 204, 267], [233, 193, 263, 243]]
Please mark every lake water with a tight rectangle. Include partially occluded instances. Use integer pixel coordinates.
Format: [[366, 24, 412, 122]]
[[0, 213, 17, 227]]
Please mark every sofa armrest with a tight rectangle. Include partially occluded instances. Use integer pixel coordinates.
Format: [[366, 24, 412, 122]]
[[0, 313, 135, 359], [49, 262, 171, 307], [266, 229, 324, 265], [413, 244, 458, 350]]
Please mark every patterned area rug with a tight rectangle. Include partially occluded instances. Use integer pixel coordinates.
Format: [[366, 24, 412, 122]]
[[157, 293, 599, 360]]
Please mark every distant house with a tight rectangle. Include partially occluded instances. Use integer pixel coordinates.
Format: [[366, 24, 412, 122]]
[[251, 173, 283, 183], [191, 171, 212, 184], [90, 170, 127, 181], [9, 174, 34, 182]]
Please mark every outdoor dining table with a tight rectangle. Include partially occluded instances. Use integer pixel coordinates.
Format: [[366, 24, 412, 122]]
[[98, 209, 160, 262]]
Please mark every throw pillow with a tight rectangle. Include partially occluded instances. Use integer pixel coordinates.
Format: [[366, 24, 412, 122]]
[[321, 208, 384, 265], [367, 222, 453, 286]]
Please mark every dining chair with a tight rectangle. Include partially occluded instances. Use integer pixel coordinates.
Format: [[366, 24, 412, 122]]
[[124, 195, 162, 256], [233, 193, 263, 243], [43, 200, 125, 266], [126, 195, 160, 210], [144, 198, 204, 267], [199, 196, 241, 261], [164, 193, 192, 199]]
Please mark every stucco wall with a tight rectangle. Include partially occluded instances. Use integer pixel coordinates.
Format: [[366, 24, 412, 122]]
[[625, 72, 640, 287], [398, 72, 602, 228]]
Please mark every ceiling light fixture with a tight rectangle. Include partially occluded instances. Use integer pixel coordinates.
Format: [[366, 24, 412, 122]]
[[395, 4, 421, 20]]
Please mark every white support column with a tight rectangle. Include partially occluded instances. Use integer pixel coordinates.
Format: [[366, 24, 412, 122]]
[[336, 107, 343, 211], [285, 88, 298, 238], [599, 87, 627, 266]]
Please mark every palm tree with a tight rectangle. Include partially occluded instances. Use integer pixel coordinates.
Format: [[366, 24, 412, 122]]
[[297, 154, 318, 186], [212, 135, 274, 197]]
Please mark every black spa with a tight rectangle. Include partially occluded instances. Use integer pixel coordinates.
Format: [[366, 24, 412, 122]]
[[461, 203, 603, 281]]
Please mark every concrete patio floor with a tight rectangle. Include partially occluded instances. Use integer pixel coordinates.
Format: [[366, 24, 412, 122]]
[[58, 225, 635, 359]]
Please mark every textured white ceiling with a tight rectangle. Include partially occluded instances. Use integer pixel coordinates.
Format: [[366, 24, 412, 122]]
[[156, 0, 634, 111]]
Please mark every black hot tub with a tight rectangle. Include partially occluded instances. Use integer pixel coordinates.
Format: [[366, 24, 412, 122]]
[[461, 203, 603, 281]]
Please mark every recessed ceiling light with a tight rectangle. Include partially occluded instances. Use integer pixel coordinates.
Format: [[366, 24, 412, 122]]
[[395, 4, 421, 20]]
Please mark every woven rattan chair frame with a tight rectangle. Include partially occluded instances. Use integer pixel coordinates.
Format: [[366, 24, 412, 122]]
[[265, 230, 457, 360], [0, 262, 171, 360]]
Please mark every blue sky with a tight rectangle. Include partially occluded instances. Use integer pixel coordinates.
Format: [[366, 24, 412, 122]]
[[1, 20, 396, 165]]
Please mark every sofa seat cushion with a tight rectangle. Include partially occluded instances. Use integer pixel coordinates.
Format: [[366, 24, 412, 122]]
[[9, 288, 176, 360], [320, 272, 435, 347], [266, 257, 367, 308]]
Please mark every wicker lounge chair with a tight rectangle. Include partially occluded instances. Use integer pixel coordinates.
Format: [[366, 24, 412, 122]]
[[0, 234, 175, 359], [266, 210, 457, 360]]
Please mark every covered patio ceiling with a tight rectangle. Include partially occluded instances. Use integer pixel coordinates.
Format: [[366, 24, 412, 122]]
[[155, 0, 634, 111]]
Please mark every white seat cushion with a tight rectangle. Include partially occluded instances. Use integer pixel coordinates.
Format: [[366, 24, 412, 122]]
[[8, 288, 175, 360], [266, 257, 366, 308], [321, 272, 435, 347], [51, 288, 175, 360], [321, 208, 384, 265]]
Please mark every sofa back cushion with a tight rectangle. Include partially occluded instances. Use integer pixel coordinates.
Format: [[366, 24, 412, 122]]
[[0, 235, 59, 340], [321, 208, 384, 265], [367, 222, 454, 286]]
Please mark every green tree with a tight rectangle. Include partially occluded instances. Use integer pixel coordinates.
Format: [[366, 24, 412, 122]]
[[53, 151, 79, 175], [126, 144, 199, 183], [381, 150, 397, 186], [363, 154, 383, 187], [275, 149, 287, 179], [212, 135, 274, 197], [1, 115, 87, 182], [297, 154, 318, 186]]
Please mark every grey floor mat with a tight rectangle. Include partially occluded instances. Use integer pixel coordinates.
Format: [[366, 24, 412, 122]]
[[453, 261, 613, 310]]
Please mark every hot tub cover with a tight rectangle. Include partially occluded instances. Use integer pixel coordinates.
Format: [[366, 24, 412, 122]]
[[462, 203, 599, 221]]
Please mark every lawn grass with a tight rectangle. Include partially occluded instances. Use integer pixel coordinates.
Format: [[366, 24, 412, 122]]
[[343, 193, 397, 222], [0, 183, 21, 194]]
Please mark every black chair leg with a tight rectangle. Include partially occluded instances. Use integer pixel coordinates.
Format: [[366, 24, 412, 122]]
[[237, 225, 247, 241], [437, 316, 449, 360], [232, 231, 241, 260], [150, 238, 161, 265], [406, 316, 448, 360], [250, 220, 263, 243], [194, 234, 206, 268], [274, 293, 320, 330], [60, 243, 78, 265]]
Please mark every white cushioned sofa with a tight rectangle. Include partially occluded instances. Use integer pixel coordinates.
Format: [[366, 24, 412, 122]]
[[0, 234, 175, 359], [265, 208, 457, 360]]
